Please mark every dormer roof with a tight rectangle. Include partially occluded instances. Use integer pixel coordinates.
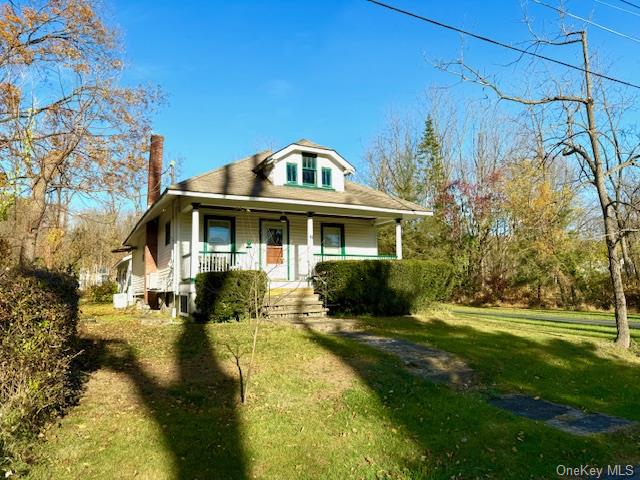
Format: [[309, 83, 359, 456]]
[[252, 139, 355, 175]]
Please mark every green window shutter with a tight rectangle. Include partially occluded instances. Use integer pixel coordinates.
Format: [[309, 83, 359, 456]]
[[302, 154, 317, 185], [286, 163, 297, 183], [321, 167, 332, 187]]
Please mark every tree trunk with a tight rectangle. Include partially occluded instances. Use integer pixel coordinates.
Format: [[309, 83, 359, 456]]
[[19, 174, 48, 265], [581, 31, 631, 348]]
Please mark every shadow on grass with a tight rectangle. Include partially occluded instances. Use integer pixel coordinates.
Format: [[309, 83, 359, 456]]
[[80, 323, 247, 480], [300, 320, 640, 478], [361, 315, 640, 420]]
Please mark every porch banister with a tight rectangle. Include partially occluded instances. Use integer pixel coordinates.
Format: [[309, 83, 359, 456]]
[[307, 212, 314, 275], [395, 218, 403, 260], [191, 203, 200, 278]]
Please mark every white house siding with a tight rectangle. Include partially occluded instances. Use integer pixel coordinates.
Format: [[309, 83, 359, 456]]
[[155, 208, 174, 292], [131, 240, 145, 296], [176, 208, 378, 282], [269, 151, 345, 192]]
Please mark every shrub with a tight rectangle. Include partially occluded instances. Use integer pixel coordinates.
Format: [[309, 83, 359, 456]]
[[0, 268, 79, 475], [84, 280, 118, 303], [195, 270, 268, 322], [315, 259, 456, 316]]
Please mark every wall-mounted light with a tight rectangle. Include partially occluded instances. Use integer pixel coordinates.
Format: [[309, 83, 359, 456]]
[[279, 215, 287, 223]]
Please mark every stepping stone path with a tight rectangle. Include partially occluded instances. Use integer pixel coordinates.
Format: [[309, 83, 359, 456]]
[[329, 330, 637, 437], [490, 394, 634, 436], [337, 332, 475, 390]]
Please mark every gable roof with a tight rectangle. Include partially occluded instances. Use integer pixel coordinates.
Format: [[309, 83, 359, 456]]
[[169, 152, 430, 213], [252, 139, 355, 175]]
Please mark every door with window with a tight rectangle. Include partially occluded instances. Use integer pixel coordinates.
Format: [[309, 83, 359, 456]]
[[321, 224, 344, 259], [261, 220, 288, 280]]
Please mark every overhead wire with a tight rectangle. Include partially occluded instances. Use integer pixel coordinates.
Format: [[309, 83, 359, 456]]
[[365, 0, 640, 90]]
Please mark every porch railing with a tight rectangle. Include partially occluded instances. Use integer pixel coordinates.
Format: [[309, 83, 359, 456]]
[[200, 251, 254, 274], [313, 253, 397, 262]]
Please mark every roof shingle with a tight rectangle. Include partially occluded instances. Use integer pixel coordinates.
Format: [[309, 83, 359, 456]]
[[170, 152, 430, 213]]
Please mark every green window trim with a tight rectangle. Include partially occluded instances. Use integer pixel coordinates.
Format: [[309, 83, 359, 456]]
[[302, 153, 317, 186], [286, 162, 297, 184], [321, 167, 332, 188], [203, 215, 236, 254], [320, 223, 345, 256]]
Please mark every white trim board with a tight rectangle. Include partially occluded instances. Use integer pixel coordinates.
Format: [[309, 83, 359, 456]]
[[167, 189, 433, 218]]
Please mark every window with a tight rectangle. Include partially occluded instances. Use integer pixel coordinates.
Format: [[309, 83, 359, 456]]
[[286, 162, 297, 184], [302, 154, 317, 185], [322, 224, 344, 256], [321, 167, 332, 188], [179, 295, 189, 315], [206, 219, 231, 251], [164, 221, 171, 245]]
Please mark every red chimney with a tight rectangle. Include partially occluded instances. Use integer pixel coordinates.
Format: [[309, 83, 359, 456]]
[[147, 134, 164, 206]]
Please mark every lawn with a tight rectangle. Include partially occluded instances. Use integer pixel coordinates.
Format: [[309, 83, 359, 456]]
[[26, 304, 640, 480]]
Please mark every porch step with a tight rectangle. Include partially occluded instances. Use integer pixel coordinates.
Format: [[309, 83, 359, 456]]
[[268, 287, 314, 297], [264, 287, 326, 319], [264, 294, 321, 307], [266, 308, 329, 319]]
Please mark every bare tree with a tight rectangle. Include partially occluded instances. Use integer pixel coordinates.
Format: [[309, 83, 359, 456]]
[[439, 27, 637, 347]]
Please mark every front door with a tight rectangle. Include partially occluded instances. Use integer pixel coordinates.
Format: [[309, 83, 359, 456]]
[[261, 221, 288, 280]]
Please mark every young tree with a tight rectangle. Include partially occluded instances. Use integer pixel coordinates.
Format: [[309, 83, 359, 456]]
[[0, 0, 159, 264]]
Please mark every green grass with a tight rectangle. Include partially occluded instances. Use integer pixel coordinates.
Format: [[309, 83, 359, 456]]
[[26, 304, 640, 480], [450, 303, 640, 323]]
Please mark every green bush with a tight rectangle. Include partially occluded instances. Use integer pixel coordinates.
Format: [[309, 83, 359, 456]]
[[0, 268, 79, 475], [315, 259, 456, 316], [195, 270, 268, 322], [85, 280, 118, 303]]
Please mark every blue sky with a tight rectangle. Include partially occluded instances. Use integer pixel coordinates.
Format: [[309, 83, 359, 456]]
[[111, 0, 640, 184]]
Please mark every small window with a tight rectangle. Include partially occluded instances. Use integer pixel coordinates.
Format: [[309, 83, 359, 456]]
[[179, 295, 189, 314], [286, 162, 297, 184], [302, 154, 317, 185], [164, 221, 171, 245], [321, 167, 332, 188]]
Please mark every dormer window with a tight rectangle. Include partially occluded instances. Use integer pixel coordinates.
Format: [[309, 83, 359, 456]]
[[286, 162, 297, 184], [321, 167, 332, 188], [302, 153, 317, 186]]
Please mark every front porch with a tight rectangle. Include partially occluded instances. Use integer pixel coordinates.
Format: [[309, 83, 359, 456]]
[[177, 203, 404, 283]]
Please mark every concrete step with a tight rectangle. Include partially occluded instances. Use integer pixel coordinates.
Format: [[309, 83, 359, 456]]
[[267, 301, 324, 312], [264, 295, 321, 306], [265, 304, 328, 315], [267, 309, 328, 319]]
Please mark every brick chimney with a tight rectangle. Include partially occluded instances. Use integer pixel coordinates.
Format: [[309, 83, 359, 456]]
[[147, 134, 164, 206]]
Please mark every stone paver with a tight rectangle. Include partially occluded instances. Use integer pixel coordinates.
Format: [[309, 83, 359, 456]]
[[294, 322, 638, 437], [337, 331, 475, 390], [490, 394, 635, 436]]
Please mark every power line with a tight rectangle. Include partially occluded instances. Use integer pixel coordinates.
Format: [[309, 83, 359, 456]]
[[595, 0, 640, 18], [365, 0, 640, 90], [618, 0, 640, 11], [533, 0, 640, 43]]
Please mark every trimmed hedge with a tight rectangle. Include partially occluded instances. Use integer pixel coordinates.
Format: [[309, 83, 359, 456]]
[[195, 270, 268, 322], [315, 259, 456, 315], [85, 280, 118, 303], [0, 268, 79, 474]]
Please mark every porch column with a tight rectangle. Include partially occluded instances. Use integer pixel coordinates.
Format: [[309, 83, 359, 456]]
[[190, 203, 200, 279], [307, 212, 314, 275], [395, 218, 403, 260]]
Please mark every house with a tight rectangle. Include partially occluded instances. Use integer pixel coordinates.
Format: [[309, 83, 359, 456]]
[[120, 135, 432, 316]]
